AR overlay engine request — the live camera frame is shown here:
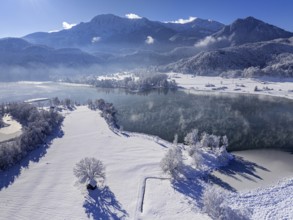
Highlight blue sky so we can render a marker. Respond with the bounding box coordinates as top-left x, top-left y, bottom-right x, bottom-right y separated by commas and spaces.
0, 0, 292, 38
